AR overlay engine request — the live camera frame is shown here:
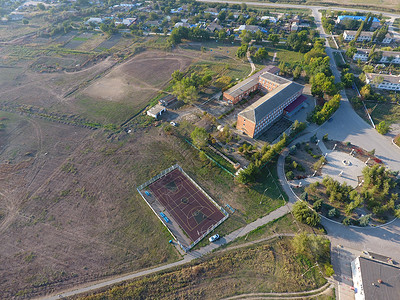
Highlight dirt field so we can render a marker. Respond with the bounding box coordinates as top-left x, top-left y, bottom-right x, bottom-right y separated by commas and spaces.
0, 106, 288, 298
0, 114, 183, 299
